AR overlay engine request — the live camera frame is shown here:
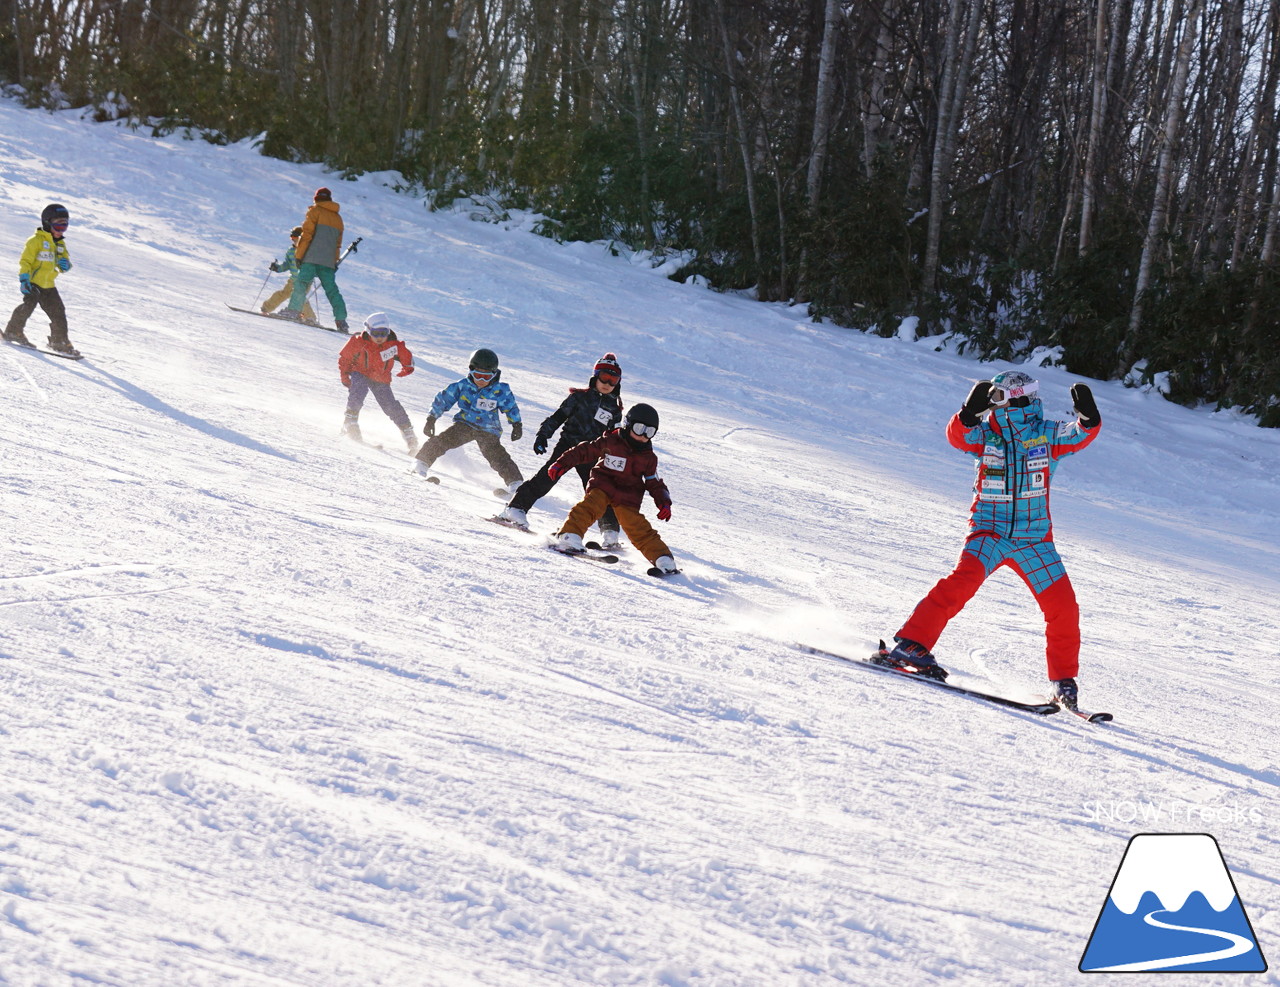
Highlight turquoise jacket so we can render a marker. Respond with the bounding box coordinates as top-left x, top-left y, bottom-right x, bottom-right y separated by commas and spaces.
947, 396, 1099, 542
430, 375, 521, 436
